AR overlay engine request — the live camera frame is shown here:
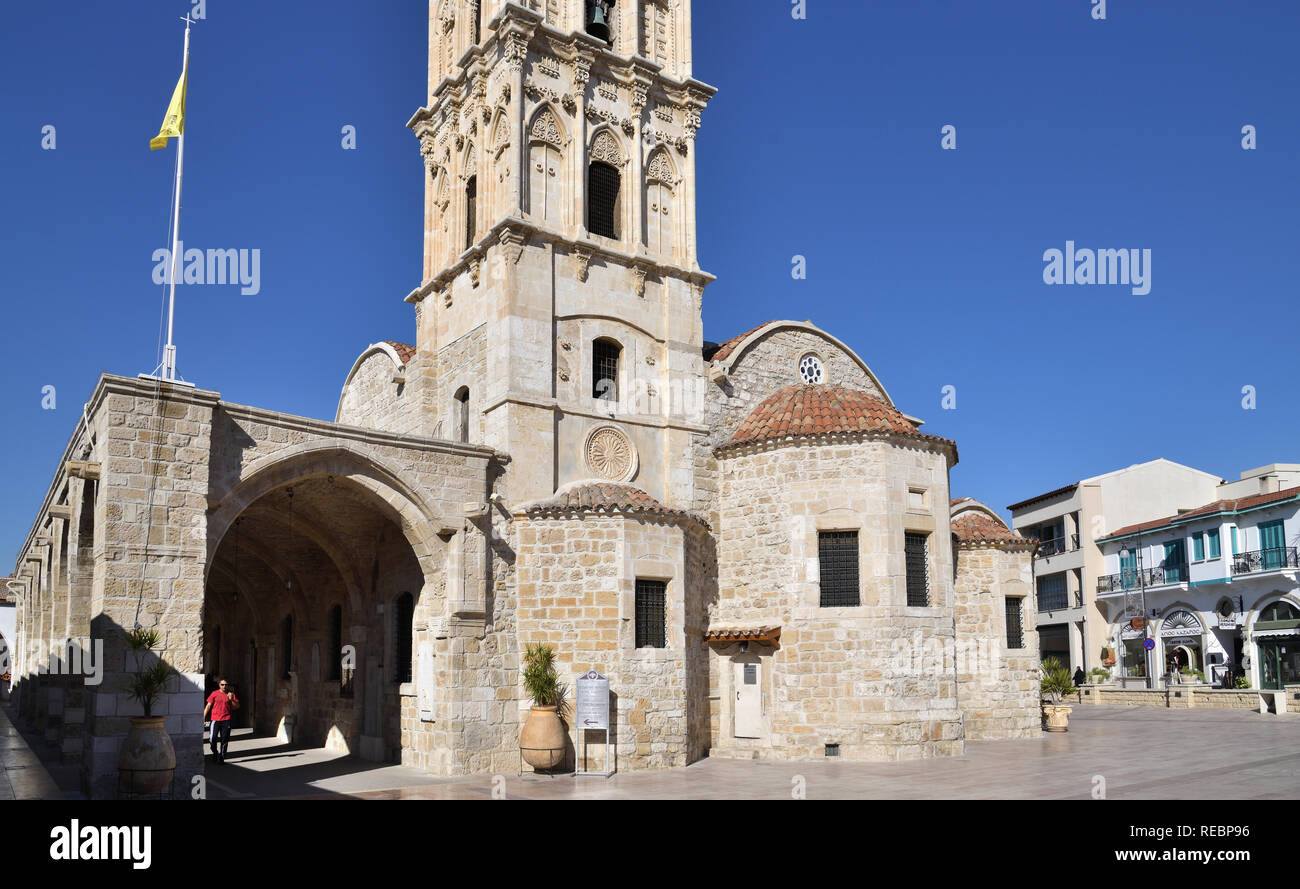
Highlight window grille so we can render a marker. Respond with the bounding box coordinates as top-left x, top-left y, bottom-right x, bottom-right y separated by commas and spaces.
1005, 597, 1024, 649
394, 592, 414, 683
588, 161, 620, 238
465, 175, 477, 250
635, 579, 666, 648
818, 531, 860, 607
1036, 573, 1068, 611
905, 533, 930, 606
593, 339, 620, 401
